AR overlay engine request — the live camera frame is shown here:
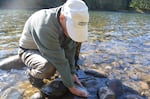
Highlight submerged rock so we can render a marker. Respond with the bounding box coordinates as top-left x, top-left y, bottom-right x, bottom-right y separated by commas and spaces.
106, 79, 124, 97
41, 78, 68, 98
84, 69, 107, 78
98, 87, 116, 99
30, 92, 44, 99
0, 55, 25, 70
35, 70, 146, 99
